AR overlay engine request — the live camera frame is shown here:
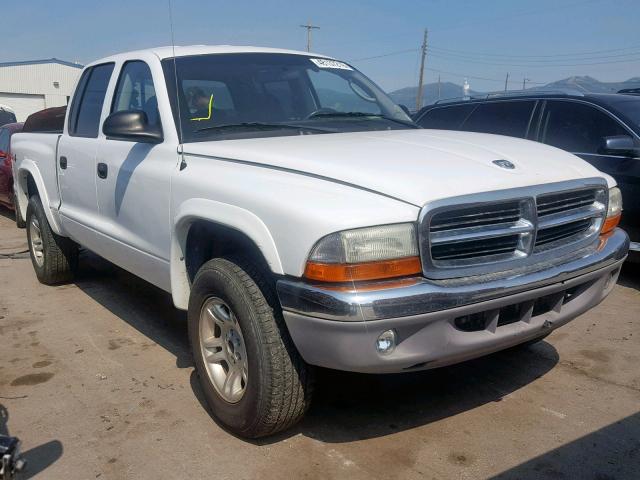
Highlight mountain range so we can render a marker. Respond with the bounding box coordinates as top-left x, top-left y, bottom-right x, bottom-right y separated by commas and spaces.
388, 76, 640, 108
